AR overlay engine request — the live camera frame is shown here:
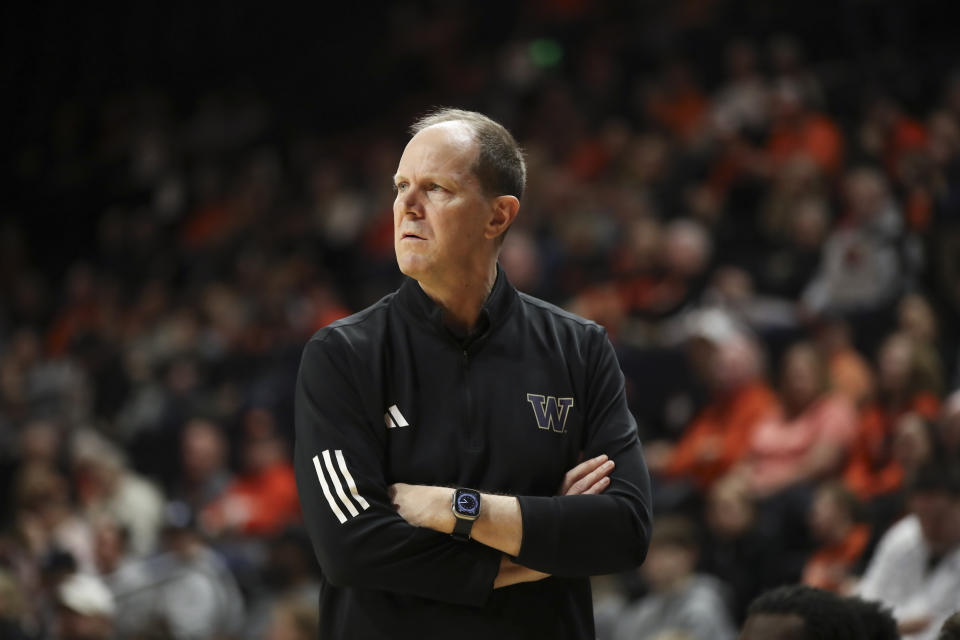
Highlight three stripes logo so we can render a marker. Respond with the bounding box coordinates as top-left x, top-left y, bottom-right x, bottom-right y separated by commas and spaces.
312, 449, 370, 524
384, 404, 409, 429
